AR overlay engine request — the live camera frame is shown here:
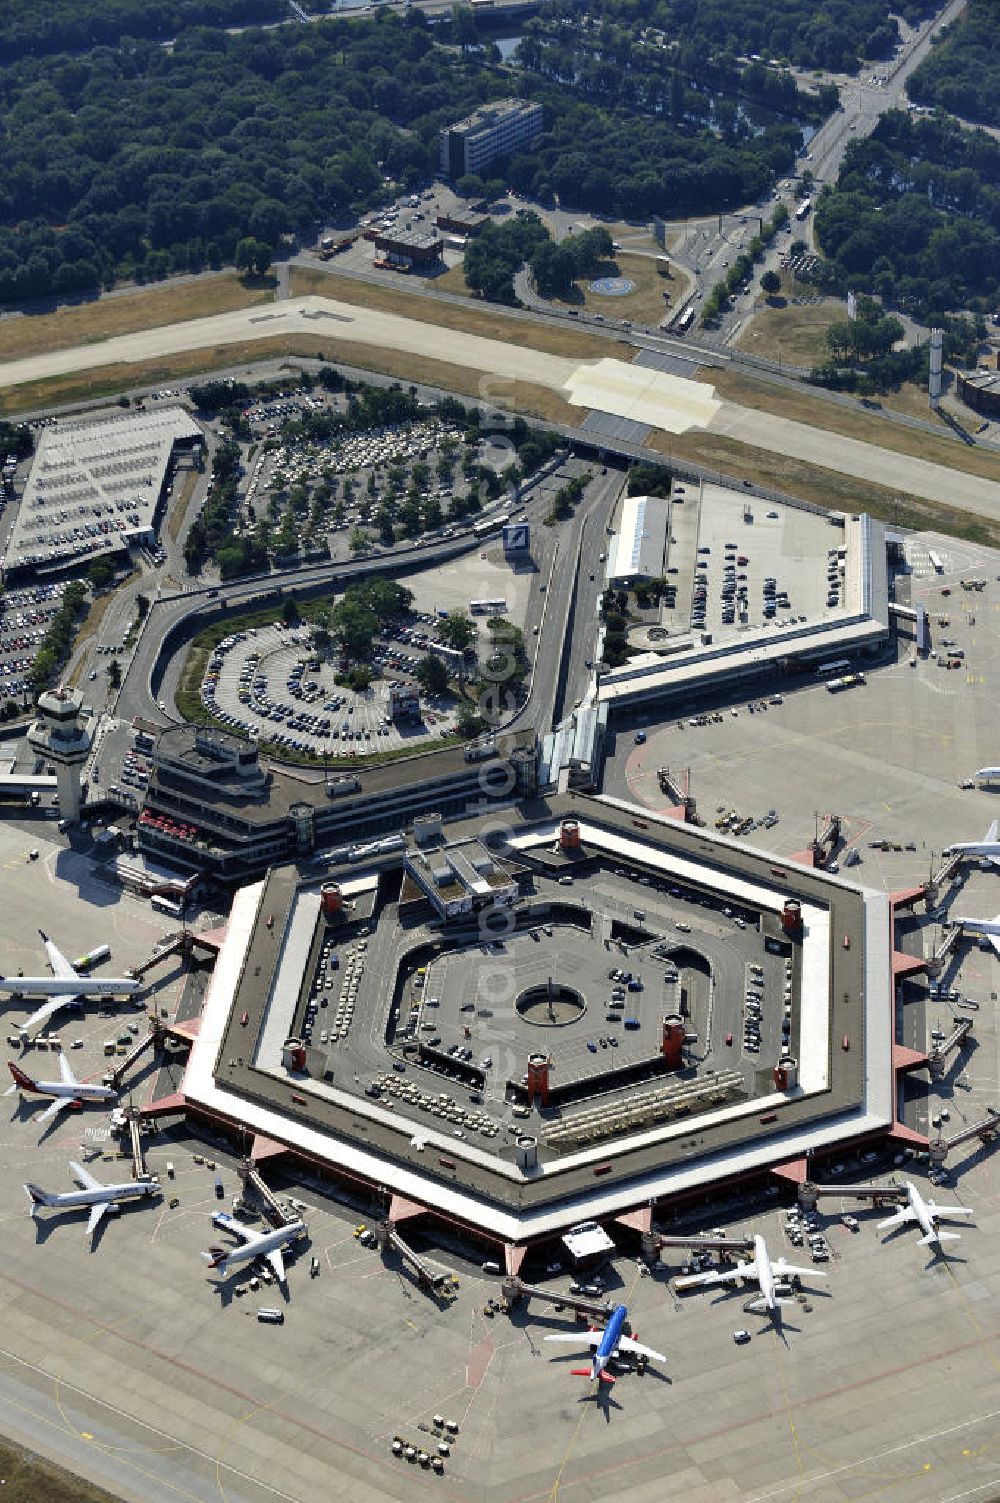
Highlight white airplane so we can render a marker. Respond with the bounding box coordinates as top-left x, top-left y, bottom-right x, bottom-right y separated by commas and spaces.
6, 1055, 117, 1125
877, 1180, 974, 1247
973, 768, 1000, 784
201, 1211, 306, 1284
24, 1161, 161, 1236
0, 930, 139, 1040
950, 911, 1000, 958
544, 1304, 666, 1386
944, 819, 1000, 867
683, 1233, 824, 1315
